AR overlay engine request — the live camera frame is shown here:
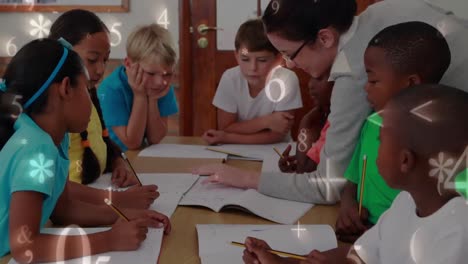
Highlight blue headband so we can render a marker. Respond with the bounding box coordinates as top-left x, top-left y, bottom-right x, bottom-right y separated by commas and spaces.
0, 79, 6, 92
23, 38, 71, 109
